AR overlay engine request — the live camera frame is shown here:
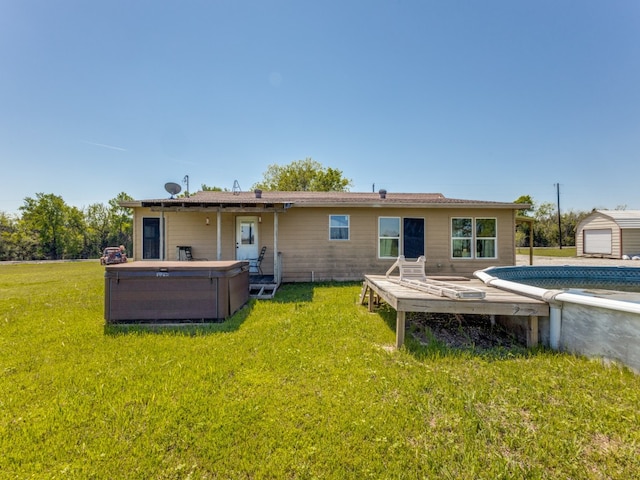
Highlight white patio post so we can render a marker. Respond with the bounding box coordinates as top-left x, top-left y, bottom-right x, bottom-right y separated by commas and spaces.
273, 211, 279, 281
216, 209, 222, 260
160, 208, 165, 261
